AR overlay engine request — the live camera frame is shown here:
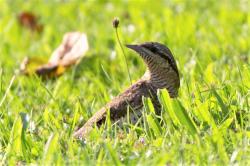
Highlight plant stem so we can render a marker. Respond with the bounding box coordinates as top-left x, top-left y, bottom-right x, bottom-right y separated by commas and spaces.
115, 28, 132, 85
